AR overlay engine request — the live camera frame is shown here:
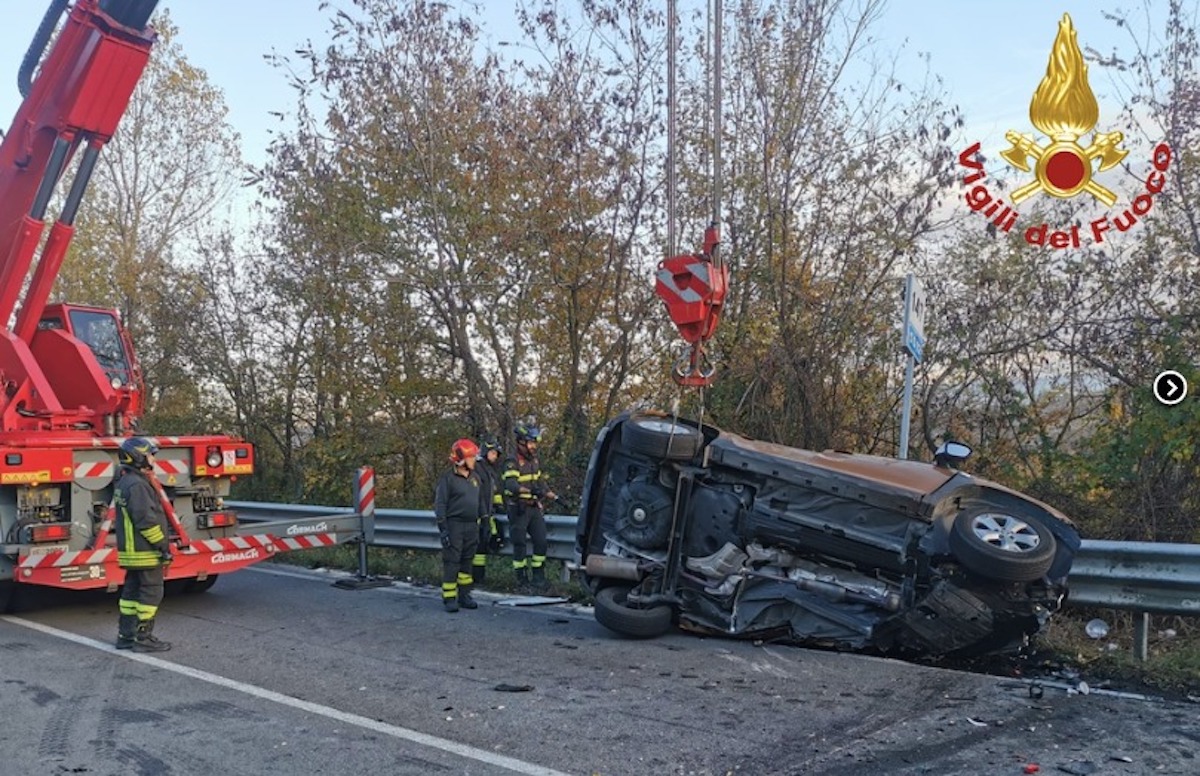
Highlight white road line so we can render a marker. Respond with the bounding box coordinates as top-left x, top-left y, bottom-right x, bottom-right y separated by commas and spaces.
2, 615, 572, 776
